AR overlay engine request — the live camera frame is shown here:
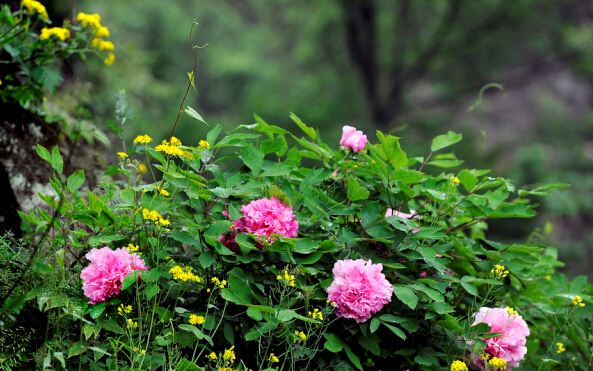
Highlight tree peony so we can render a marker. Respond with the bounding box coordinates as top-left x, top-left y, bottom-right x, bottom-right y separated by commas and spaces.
81, 247, 148, 304
340, 125, 367, 153
231, 197, 298, 246
327, 259, 393, 323
469, 307, 530, 370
